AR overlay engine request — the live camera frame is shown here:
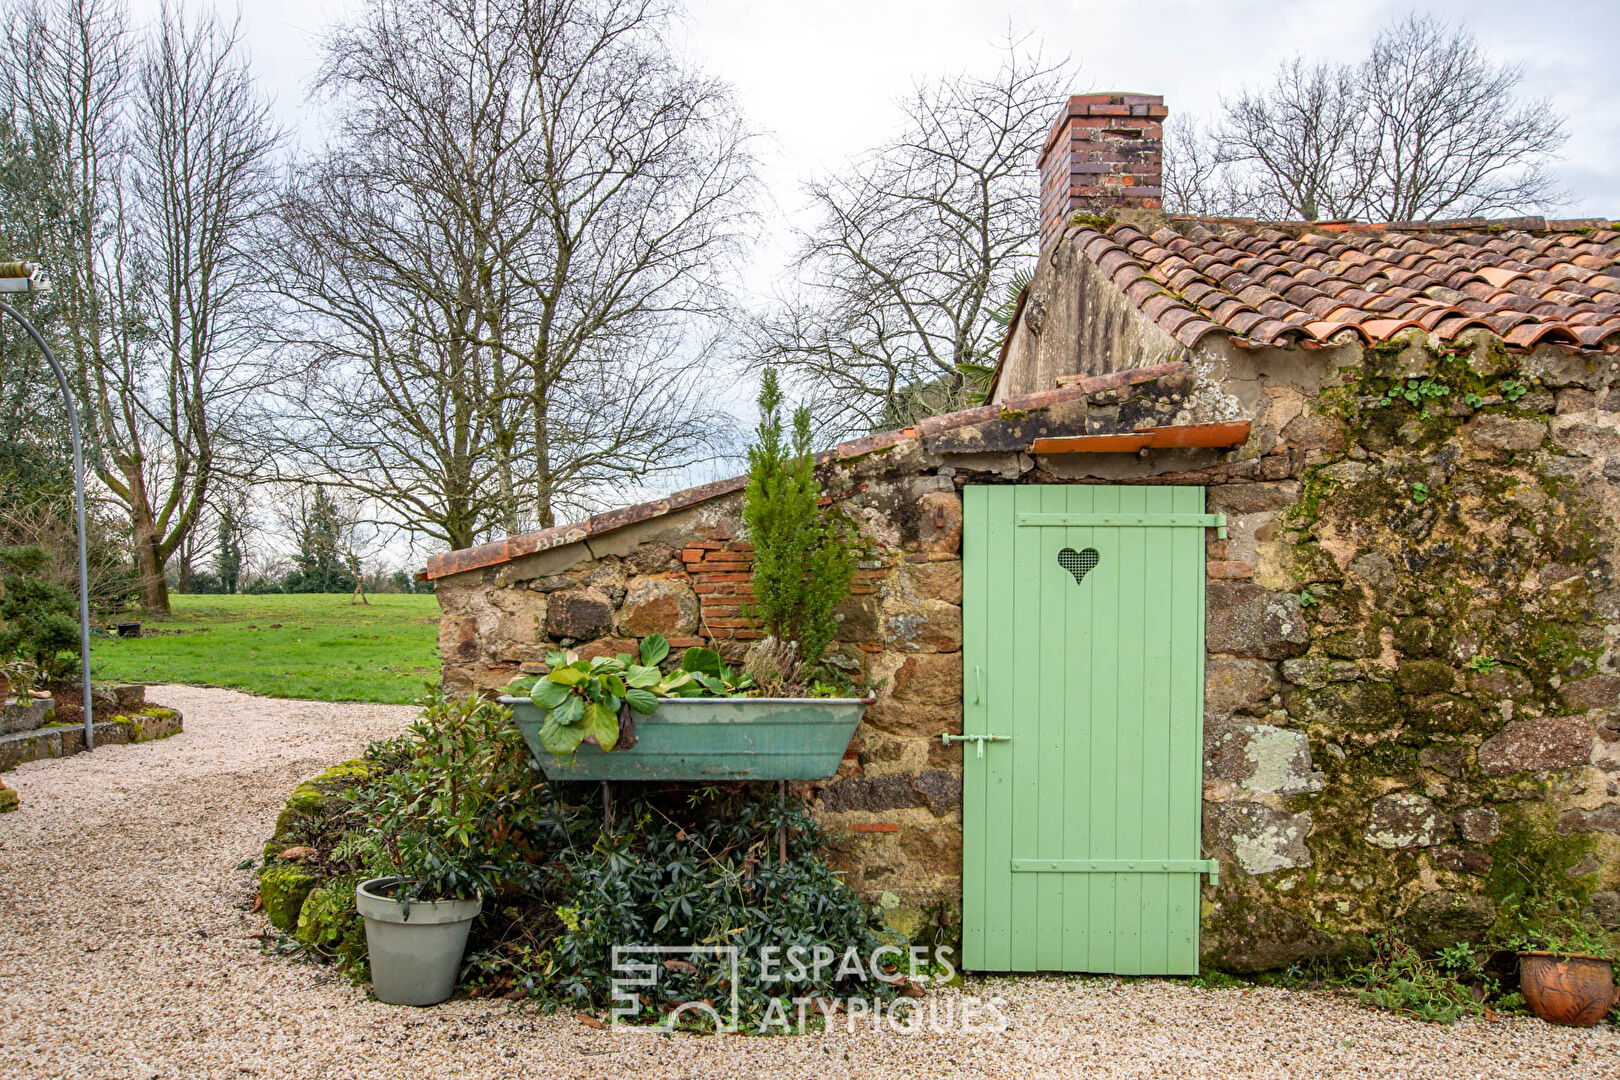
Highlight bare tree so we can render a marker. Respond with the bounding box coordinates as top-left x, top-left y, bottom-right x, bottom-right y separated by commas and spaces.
3, 0, 283, 611
1162, 113, 1243, 217
755, 39, 1072, 437
1192, 14, 1567, 223
1215, 55, 1370, 221
1359, 13, 1565, 221
272, 0, 753, 549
